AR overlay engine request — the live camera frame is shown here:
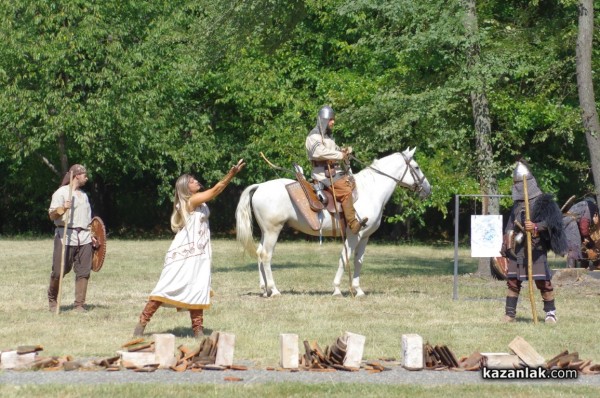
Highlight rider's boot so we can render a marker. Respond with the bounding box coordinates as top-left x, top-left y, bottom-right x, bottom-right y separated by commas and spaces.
341, 199, 368, 234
